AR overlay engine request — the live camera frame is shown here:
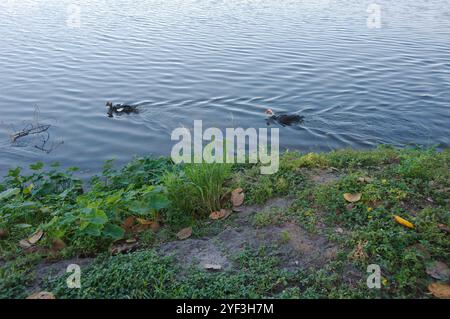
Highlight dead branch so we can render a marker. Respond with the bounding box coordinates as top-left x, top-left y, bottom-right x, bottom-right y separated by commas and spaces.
10, 124, 51, 143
